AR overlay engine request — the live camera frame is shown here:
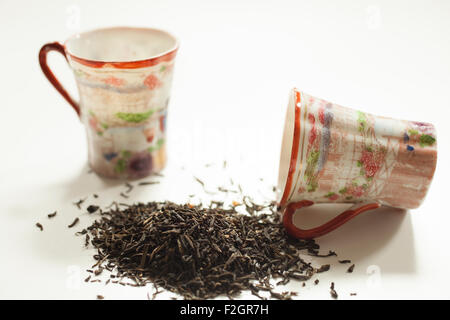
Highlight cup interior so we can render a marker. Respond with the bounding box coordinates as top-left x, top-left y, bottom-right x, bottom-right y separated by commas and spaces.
277, 90, 296, 202
65, 27, 178, 62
